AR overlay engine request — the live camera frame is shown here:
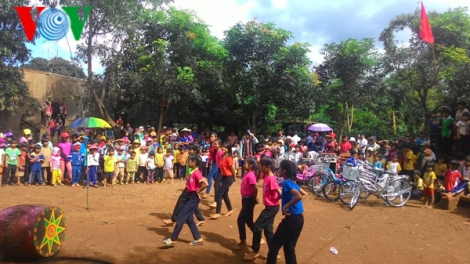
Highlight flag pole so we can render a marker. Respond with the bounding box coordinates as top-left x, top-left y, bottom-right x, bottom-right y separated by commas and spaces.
431, 44, 443, 108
